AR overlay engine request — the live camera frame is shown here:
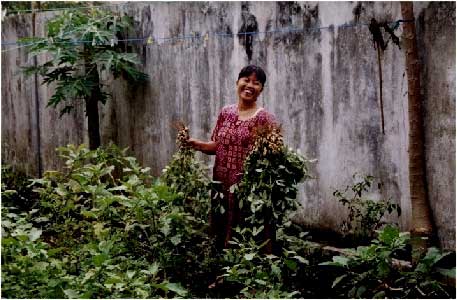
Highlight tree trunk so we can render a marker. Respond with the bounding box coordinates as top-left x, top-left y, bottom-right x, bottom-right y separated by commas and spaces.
85, 68, 102, 150
400, 2, 435, 256
32, 1, 42, 177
